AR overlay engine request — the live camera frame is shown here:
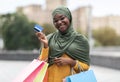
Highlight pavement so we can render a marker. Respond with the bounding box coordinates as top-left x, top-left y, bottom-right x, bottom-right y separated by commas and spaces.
0, 60, 120, 82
